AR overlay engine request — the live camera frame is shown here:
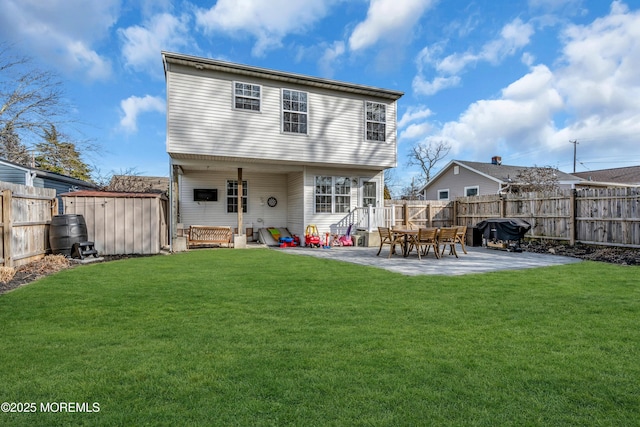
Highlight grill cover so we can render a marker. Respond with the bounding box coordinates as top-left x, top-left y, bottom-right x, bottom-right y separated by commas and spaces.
475, 218, 531, 241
